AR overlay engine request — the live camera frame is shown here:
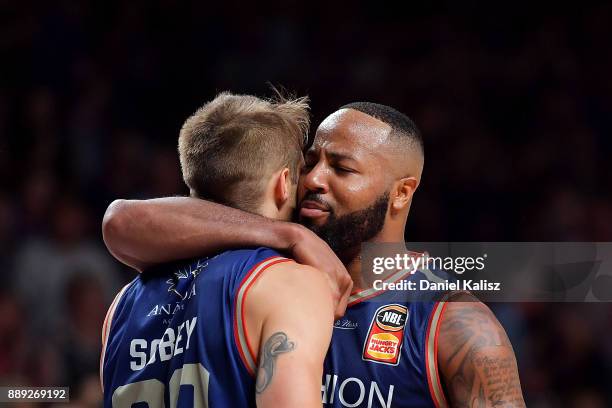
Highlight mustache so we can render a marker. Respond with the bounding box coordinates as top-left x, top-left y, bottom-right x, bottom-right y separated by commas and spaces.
300, 193, 333, 212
